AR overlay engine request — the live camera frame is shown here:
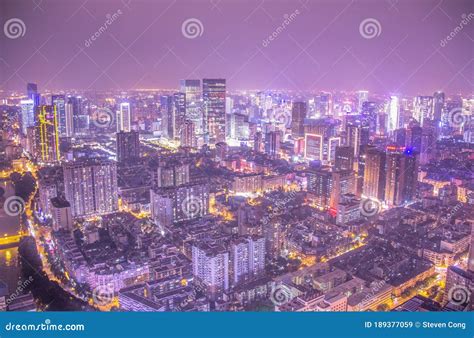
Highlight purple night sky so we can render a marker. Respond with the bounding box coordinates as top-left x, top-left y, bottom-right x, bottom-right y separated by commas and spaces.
0, 0, 472, 95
